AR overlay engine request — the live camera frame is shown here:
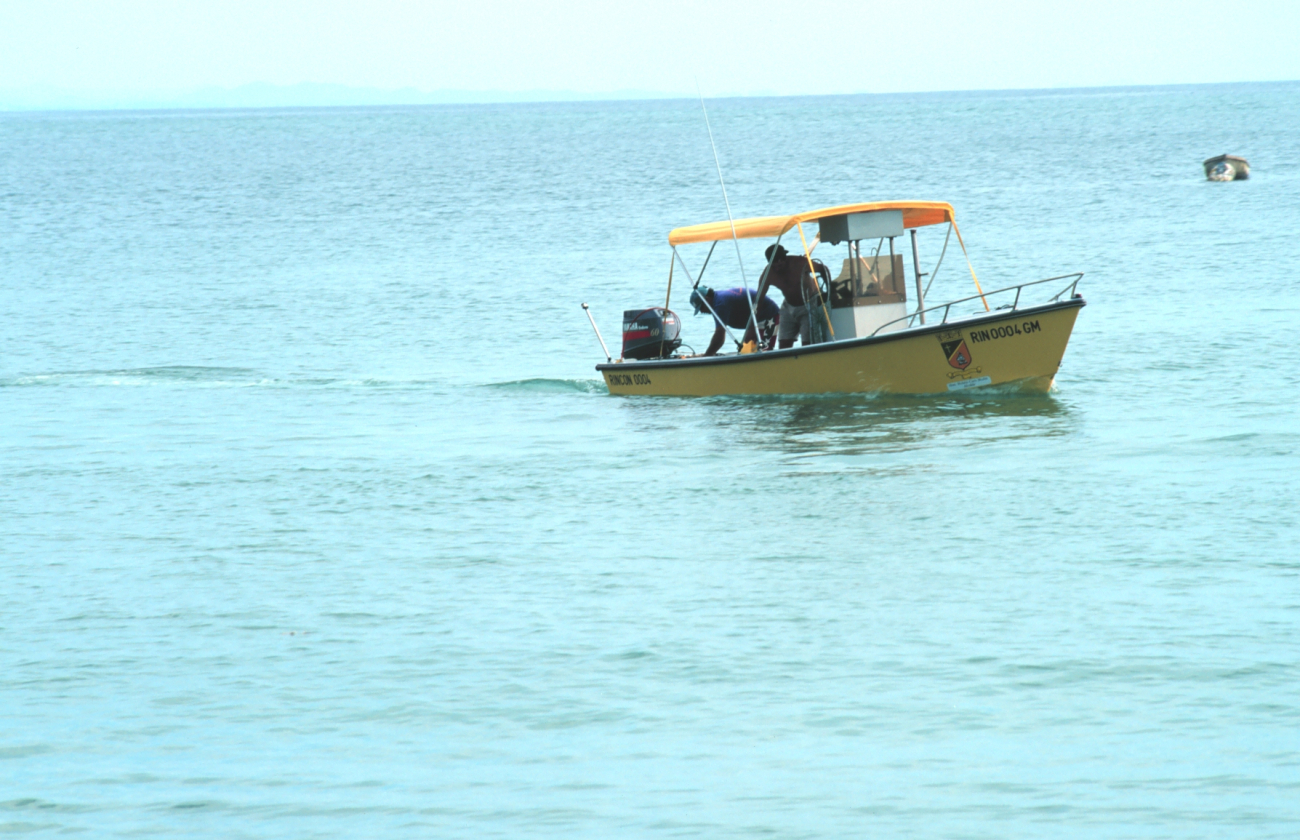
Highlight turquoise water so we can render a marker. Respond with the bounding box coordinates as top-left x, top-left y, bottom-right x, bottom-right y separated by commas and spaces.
3, 84, 1299, 837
